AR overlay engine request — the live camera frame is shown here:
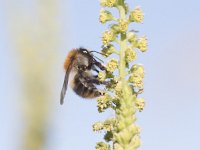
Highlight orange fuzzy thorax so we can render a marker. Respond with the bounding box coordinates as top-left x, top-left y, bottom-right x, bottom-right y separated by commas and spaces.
64, 49, 77, 71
